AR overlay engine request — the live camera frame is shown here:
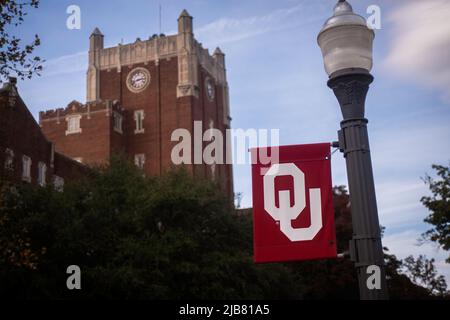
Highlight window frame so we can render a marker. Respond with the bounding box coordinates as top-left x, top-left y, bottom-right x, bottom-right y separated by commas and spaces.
65, 114, 82, 135
22, 155, 32, 182
53, 175, 64, 192
134, 110, 145, 134
113, 111, 123, 134
4, 148, 14, 171
38, 162, 47, 186
134, 153, 146, 169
